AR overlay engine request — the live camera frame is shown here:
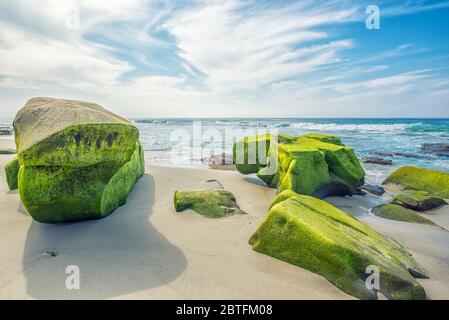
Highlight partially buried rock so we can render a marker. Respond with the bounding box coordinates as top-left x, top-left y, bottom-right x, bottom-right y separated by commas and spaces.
384, 166, 449, 199
249, 190, 427, 300
372, 203, 436, 225
362, 157, 392, 165
233, 133, 365, 197
174, 190, 246, 218
392, 190, 447, 211
6, 97, 145, 223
